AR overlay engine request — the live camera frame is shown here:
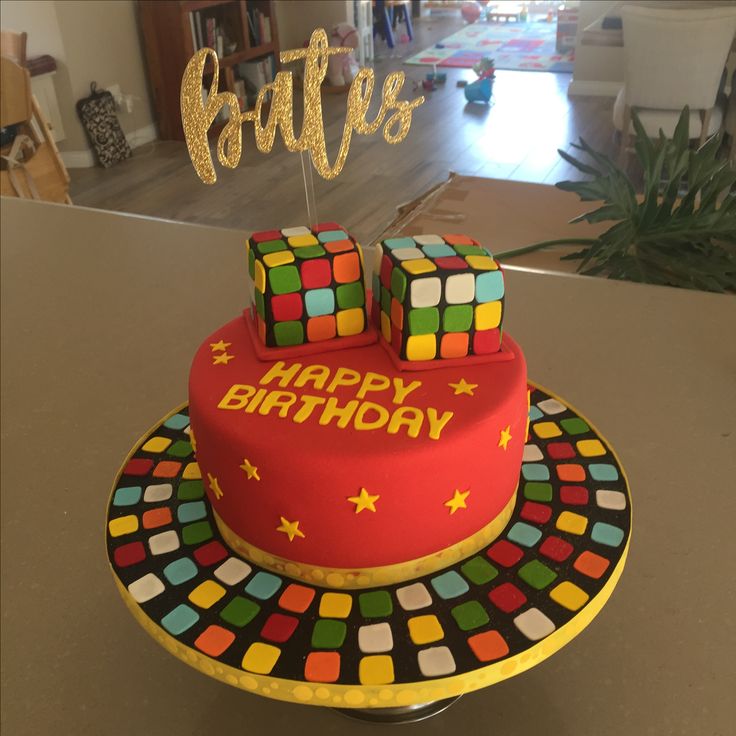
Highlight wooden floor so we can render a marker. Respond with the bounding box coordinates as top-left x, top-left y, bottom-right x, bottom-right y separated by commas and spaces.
69, 15, 616, 246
